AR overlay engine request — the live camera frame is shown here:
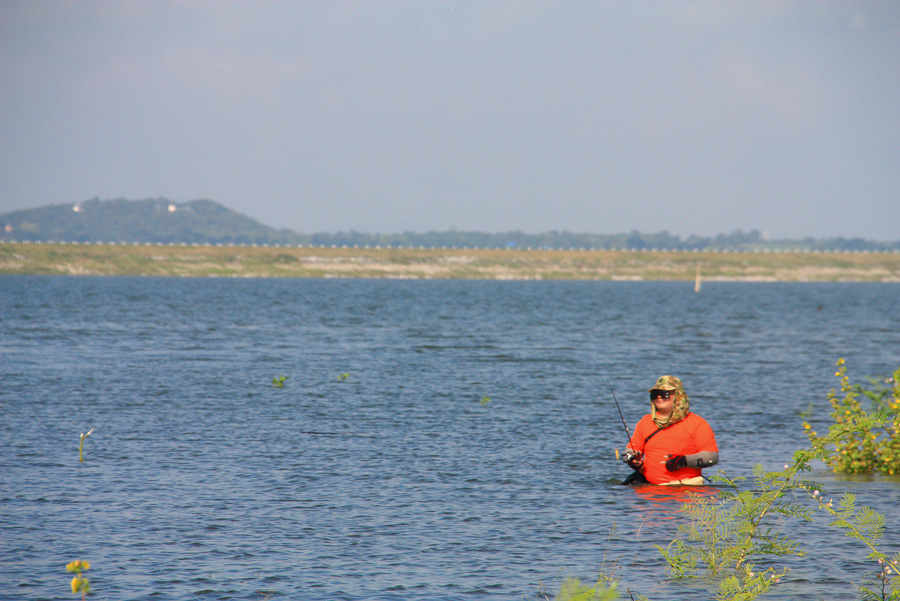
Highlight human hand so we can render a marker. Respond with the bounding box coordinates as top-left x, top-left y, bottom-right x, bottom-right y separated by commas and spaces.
665, 454, 687, 471
622, 450, 644, 470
